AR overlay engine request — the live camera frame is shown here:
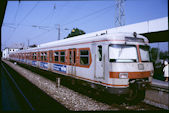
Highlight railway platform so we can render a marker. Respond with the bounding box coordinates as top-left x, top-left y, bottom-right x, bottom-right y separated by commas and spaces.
151, 78, 168, 89
144, 78, 169, 110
